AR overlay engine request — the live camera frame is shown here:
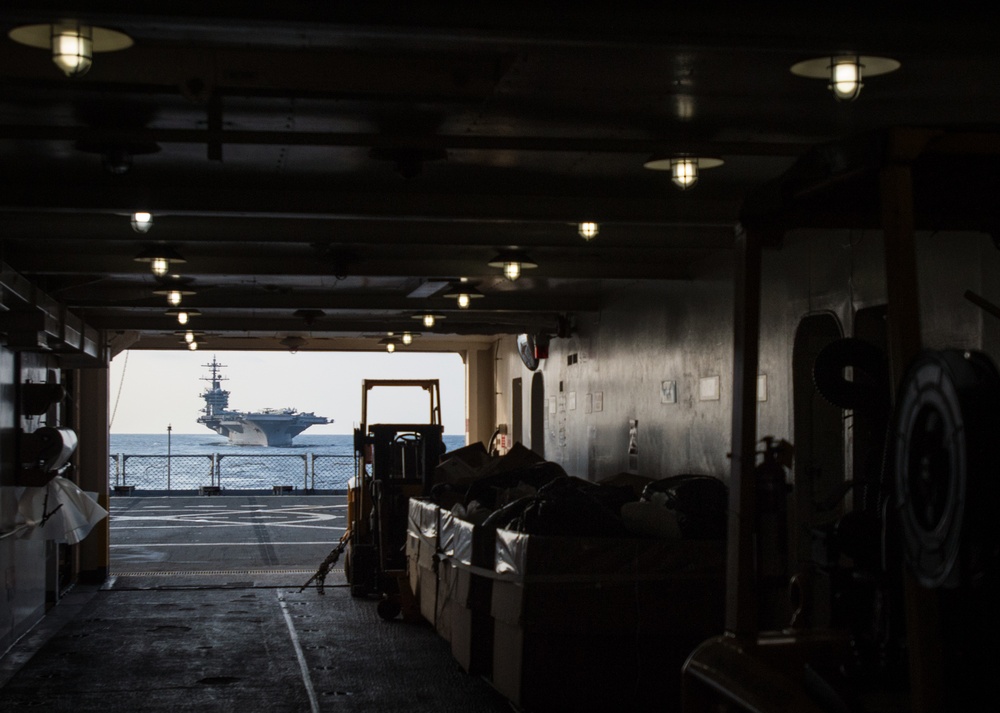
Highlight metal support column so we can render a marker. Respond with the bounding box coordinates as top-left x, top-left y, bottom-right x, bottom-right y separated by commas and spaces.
726, 223, 763, 639
880, 133, 943, 713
